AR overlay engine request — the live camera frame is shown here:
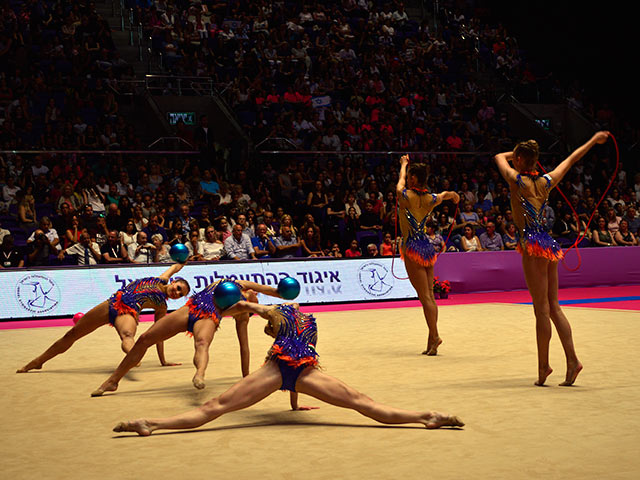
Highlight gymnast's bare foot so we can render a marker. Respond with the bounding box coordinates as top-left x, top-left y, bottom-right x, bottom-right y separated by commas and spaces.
113, 419, 153, 436
16, 360, 43, 373
534, 366, 553, 386
559, 361, 583, 386
192, 374, 205, 390
91, 381, 118, 397
422, 337, 442, 356
422, 412, 464, 429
